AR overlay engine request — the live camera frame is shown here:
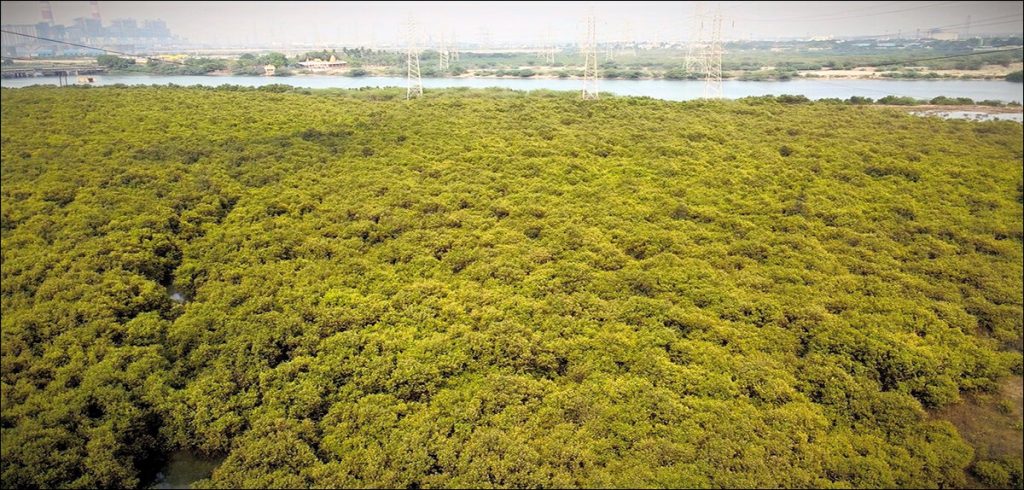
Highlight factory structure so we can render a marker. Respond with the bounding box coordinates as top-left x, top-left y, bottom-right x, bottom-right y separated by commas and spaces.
2, 1, 178, 57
